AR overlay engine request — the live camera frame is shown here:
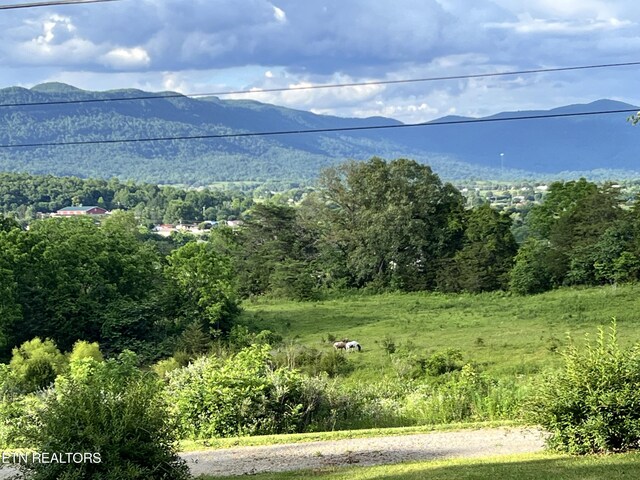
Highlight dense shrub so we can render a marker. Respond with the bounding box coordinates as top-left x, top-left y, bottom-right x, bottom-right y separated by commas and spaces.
167, 345, 321, 438
269, 260, 319, 301
0, 363, 41, 448
423, 348, 464, 377
9, 338, 67, 393
509, 238, 554, 295
272, 345, 353, 377
68, 340, 103, 363
227, 325, 282, 351
17, 351, 190, 480
527, 320, 640, 454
